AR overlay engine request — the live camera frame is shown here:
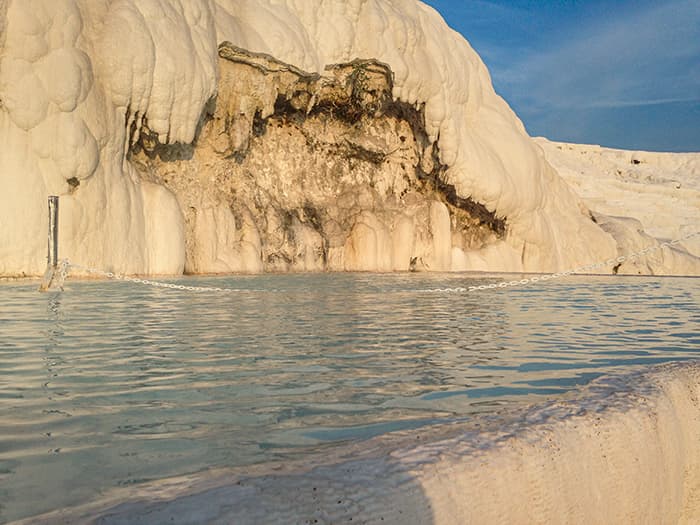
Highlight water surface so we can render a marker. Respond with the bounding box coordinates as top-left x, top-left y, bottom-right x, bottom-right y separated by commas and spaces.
0, 273, 698, 521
